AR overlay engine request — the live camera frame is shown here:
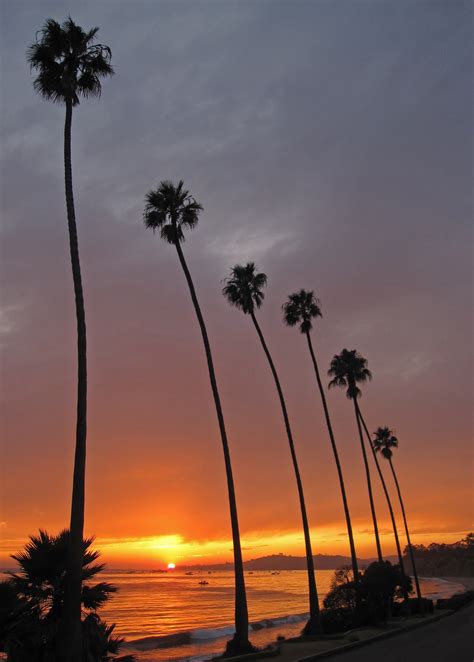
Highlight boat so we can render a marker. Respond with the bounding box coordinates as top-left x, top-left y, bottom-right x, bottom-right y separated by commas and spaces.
198, 580, 209, 585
